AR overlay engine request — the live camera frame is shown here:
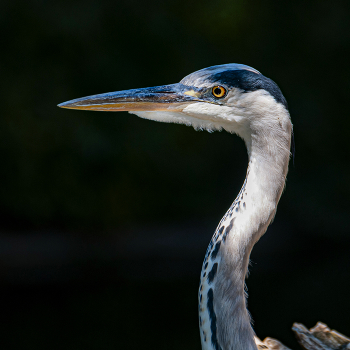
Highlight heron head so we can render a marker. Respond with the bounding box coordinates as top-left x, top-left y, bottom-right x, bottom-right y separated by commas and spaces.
58, 64, 289, 142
